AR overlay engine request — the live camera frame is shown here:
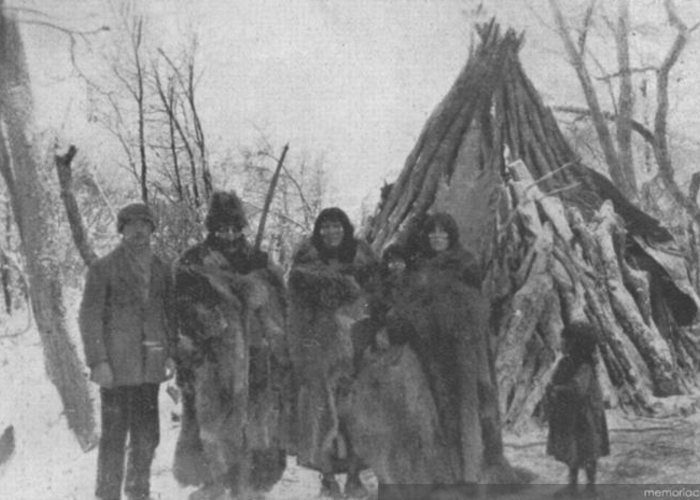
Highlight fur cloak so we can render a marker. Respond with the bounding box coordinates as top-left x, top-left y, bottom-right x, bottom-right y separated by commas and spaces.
406, 248, 488, 483
346, 247, 490, 485
287, 237, 377, 474
172, 240, 291, 495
